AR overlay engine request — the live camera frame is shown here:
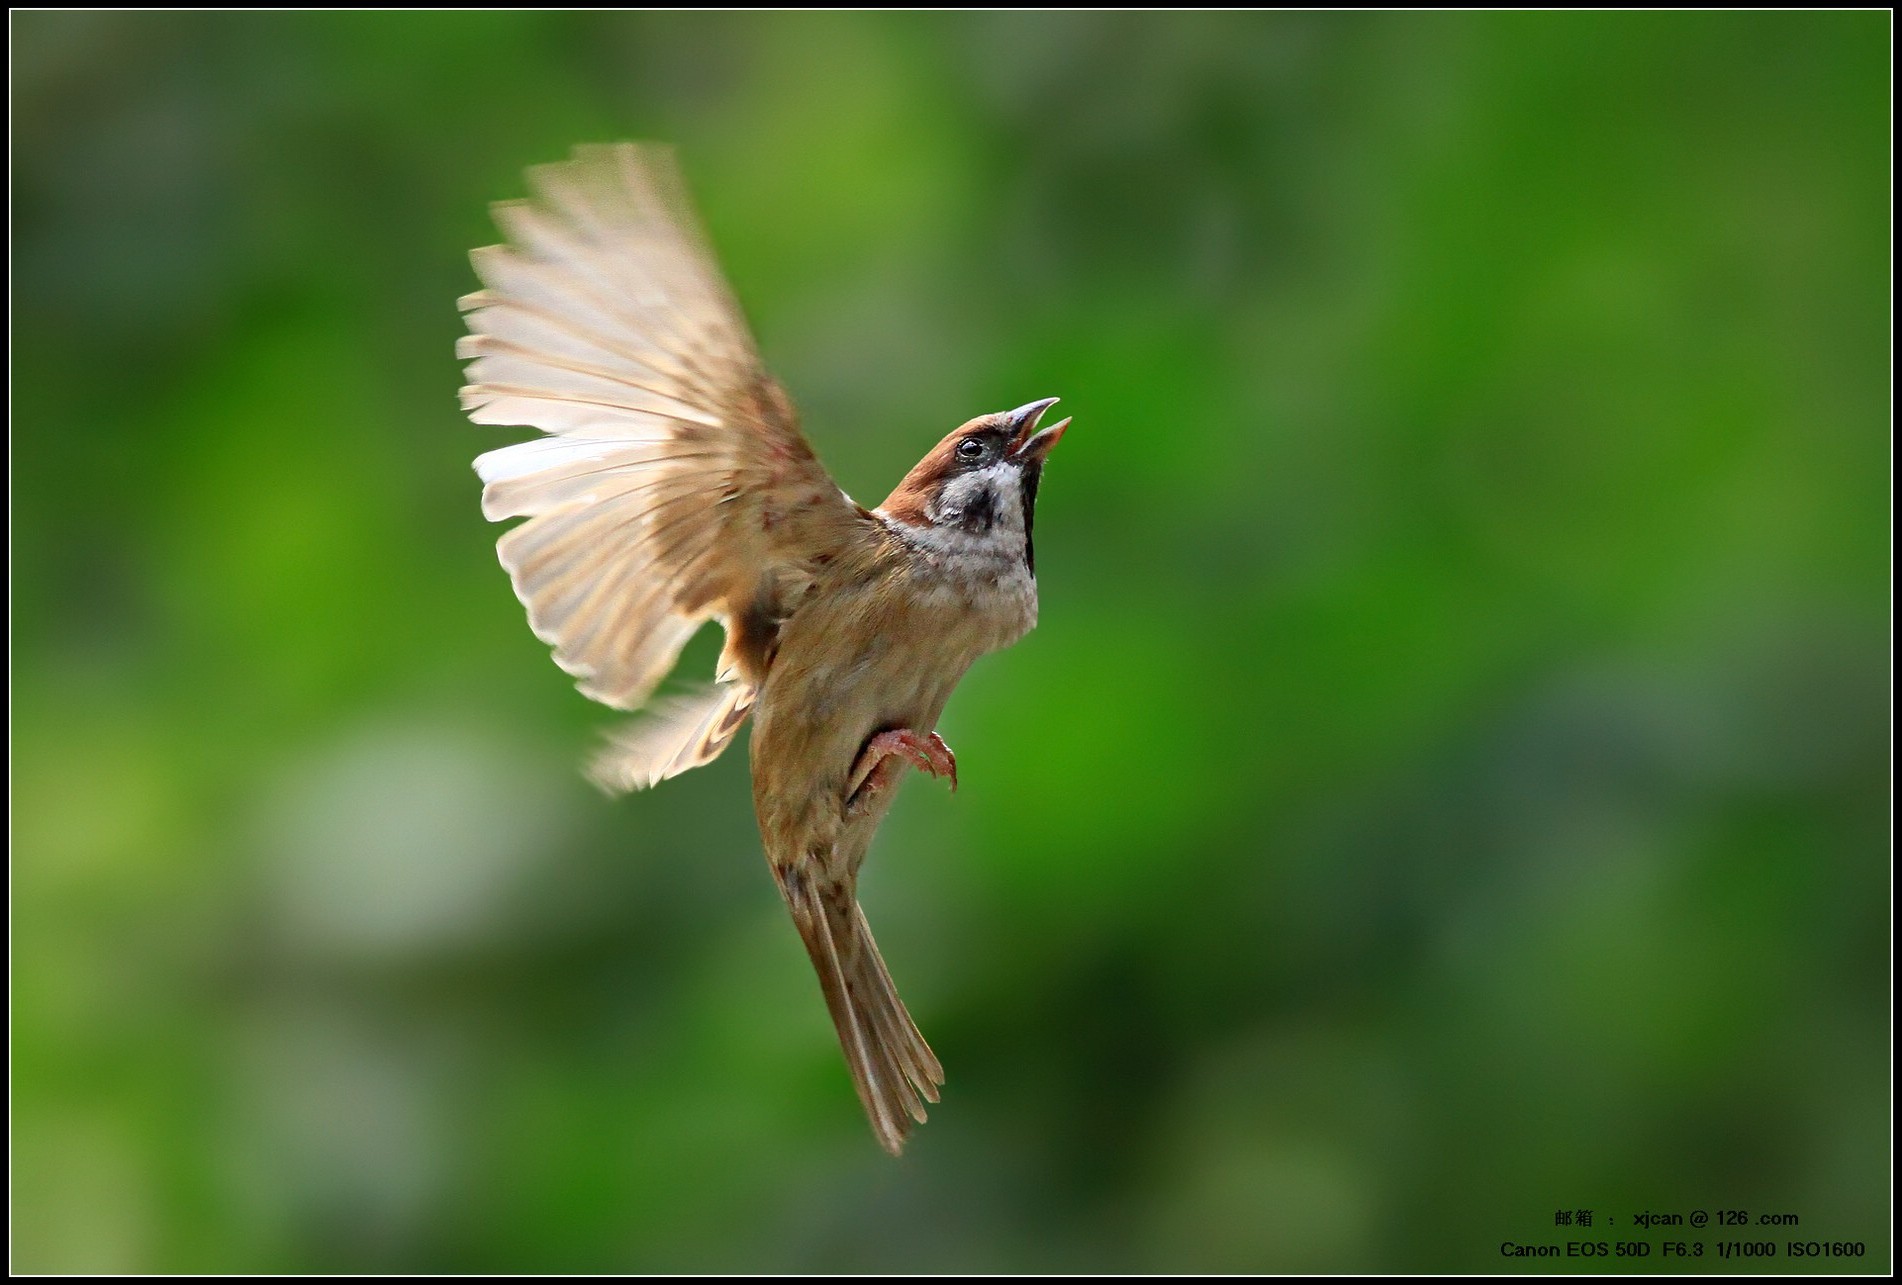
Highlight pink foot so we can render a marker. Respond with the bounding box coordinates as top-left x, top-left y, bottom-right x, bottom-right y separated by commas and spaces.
846, 729, 957, 816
